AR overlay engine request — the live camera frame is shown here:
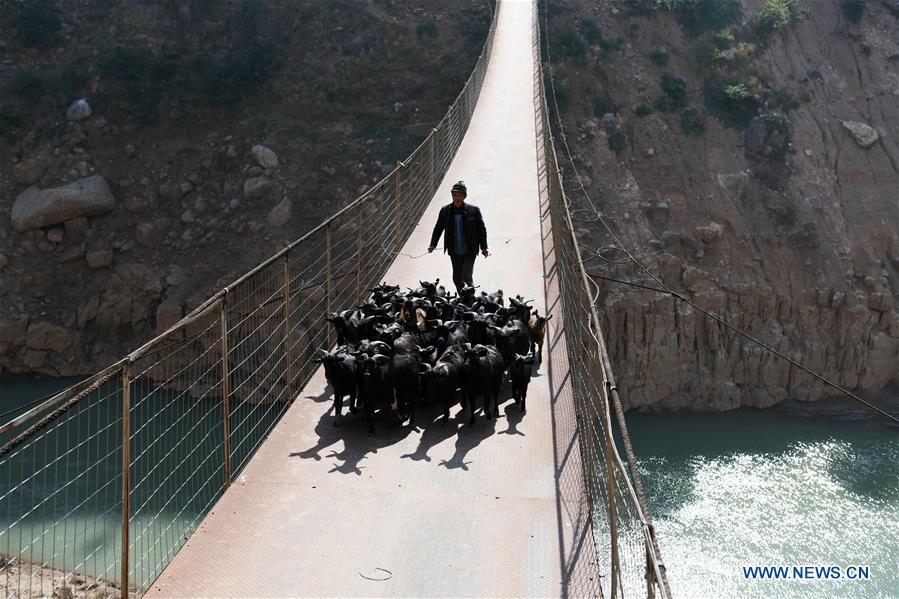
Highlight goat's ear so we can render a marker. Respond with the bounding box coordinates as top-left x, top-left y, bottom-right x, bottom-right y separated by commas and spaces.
546, 314, 553, 321
312, 357, 323, 363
